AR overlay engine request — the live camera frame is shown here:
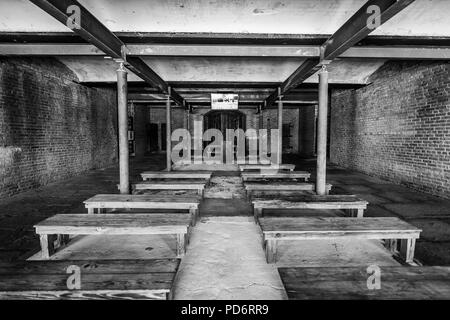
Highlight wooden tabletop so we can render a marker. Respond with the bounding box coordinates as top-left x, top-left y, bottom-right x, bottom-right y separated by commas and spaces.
278, 266, 450, 300
259, 217, 421, 234
35, 214, 191, 235
0, 259, 180, 297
